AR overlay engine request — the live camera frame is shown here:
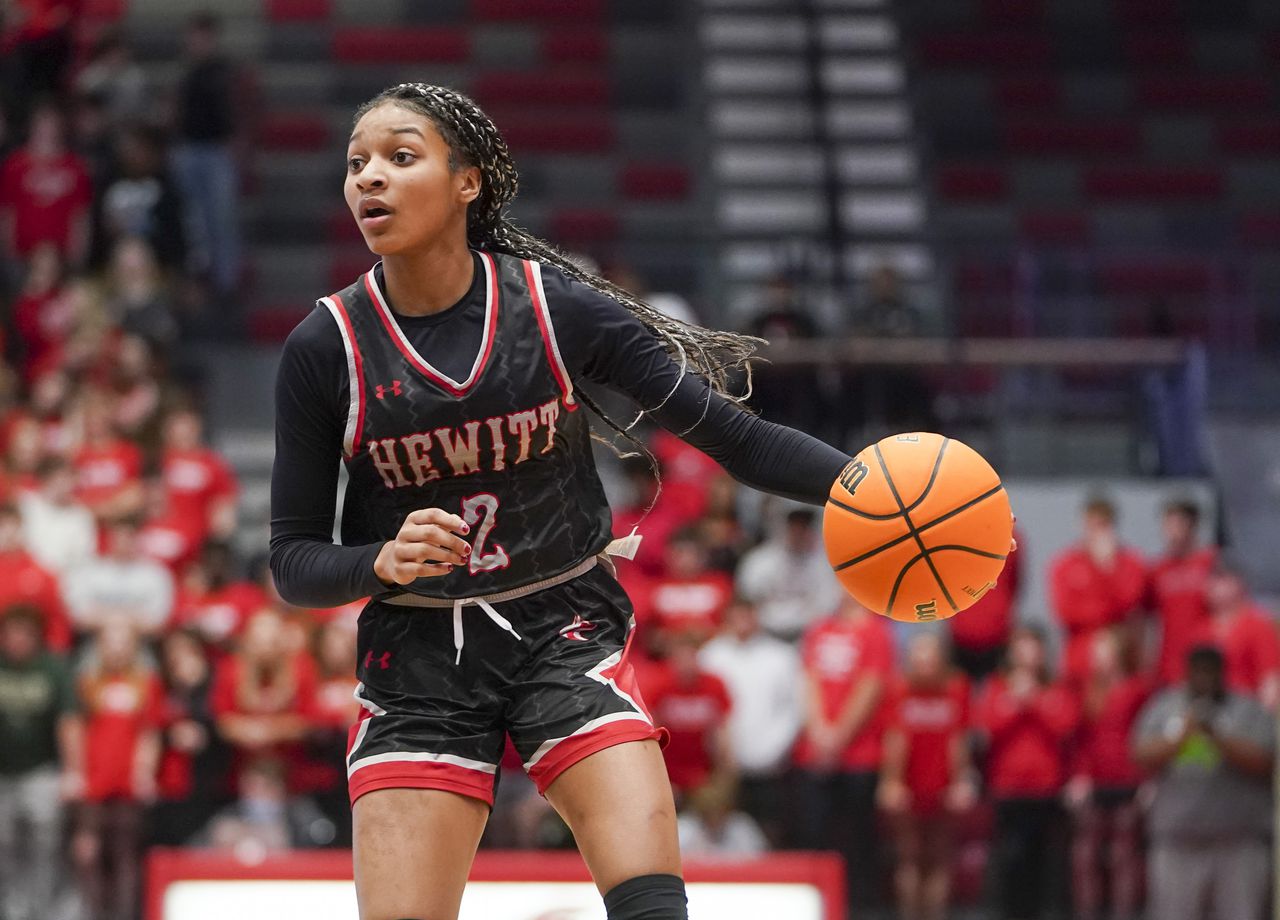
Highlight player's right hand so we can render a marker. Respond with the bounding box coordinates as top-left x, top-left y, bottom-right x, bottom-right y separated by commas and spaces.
374, 508, 472, 585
